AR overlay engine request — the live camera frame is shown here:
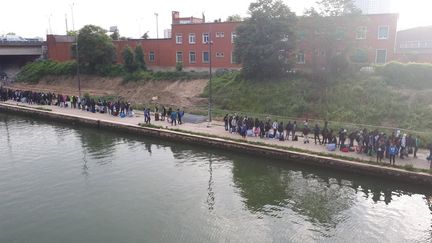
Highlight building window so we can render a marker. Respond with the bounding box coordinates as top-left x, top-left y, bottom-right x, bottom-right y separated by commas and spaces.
189, 51, 196, 63
336, 28, 344, 40
297, 51, 305, 64
231, 32, 237, 44
375, 49, 387, 64
378, 26, 389, 40
216, 52, 224, 58
231, 52, 238, 64
202, 51, 209, 63
176, 51, 183, 63
216, 32, 225, 38
356, 26, 367, 40
149, 51, 155, 62
189, 33, 196, 44
202, 33, 209, 44
176, 33, 182, 44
